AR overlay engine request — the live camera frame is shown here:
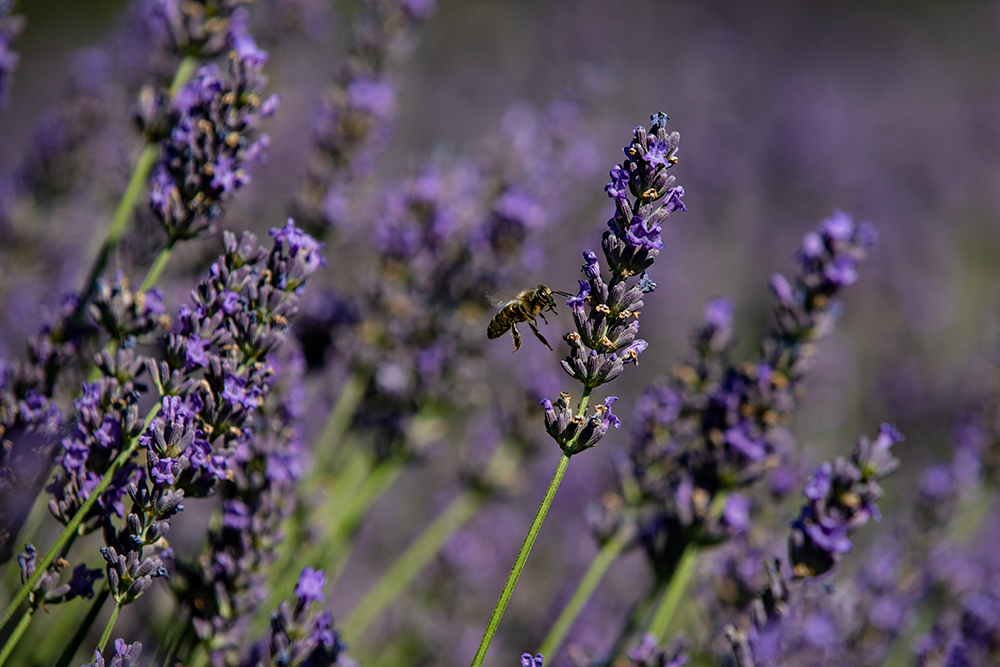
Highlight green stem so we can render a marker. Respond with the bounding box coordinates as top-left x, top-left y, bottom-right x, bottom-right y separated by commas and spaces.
325, 458, 405, 588
0, 606, 32, 667
0, 404, 156, 632
96, 599, 122, 654
140, 242, 176, 292
309, 370, 369, 478
645, 492, 729, 642
75, 55, 196, 320
53, 585, 110, 667
537, 525, 631, 660
342, 487, 485, 644
469, 452, 572, 667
